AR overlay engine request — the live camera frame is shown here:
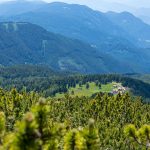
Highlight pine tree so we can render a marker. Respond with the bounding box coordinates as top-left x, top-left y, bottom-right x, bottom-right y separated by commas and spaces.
32, 98, 65, 150
124, 124, 150, 149
82, 119, 100, 150
95, 81, 99, 87
12, 112, 41, 150
0, 112, 5, 145
64, 129, 86, 150
86, 83, 90, 89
